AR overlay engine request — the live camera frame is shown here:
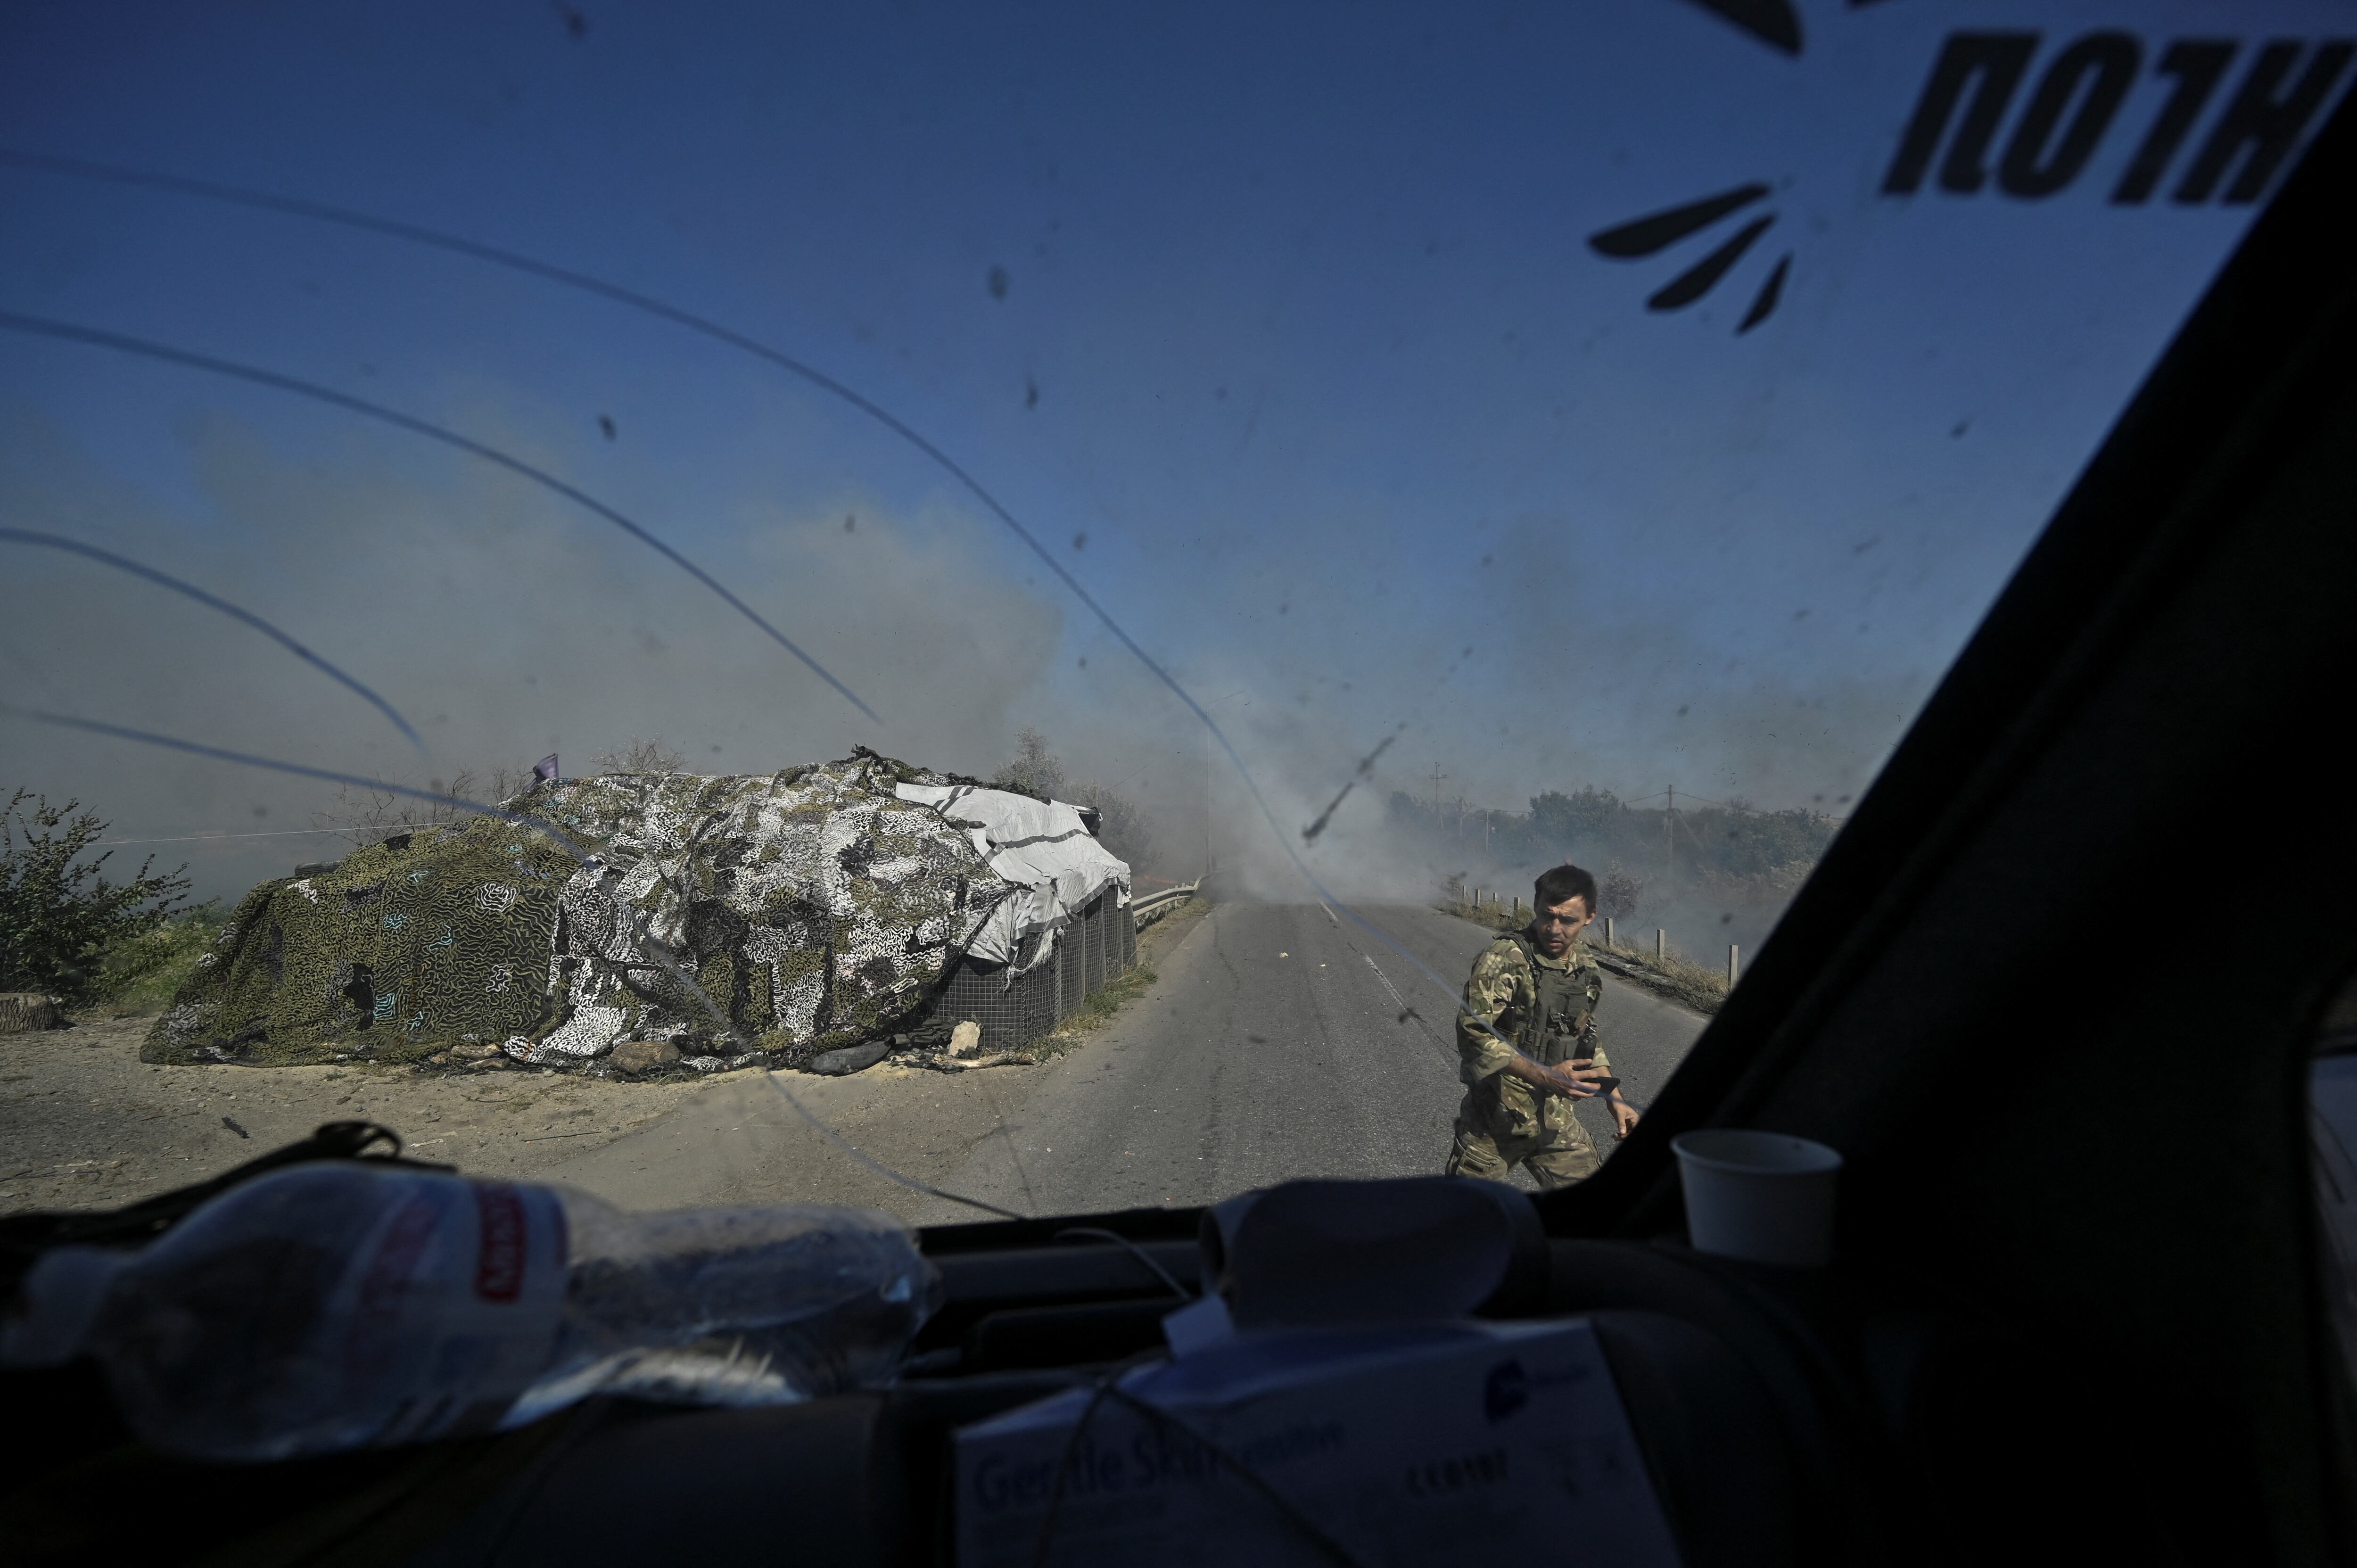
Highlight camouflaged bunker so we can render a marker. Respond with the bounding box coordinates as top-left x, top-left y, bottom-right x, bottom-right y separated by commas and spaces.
144, 752, 1135, 1073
